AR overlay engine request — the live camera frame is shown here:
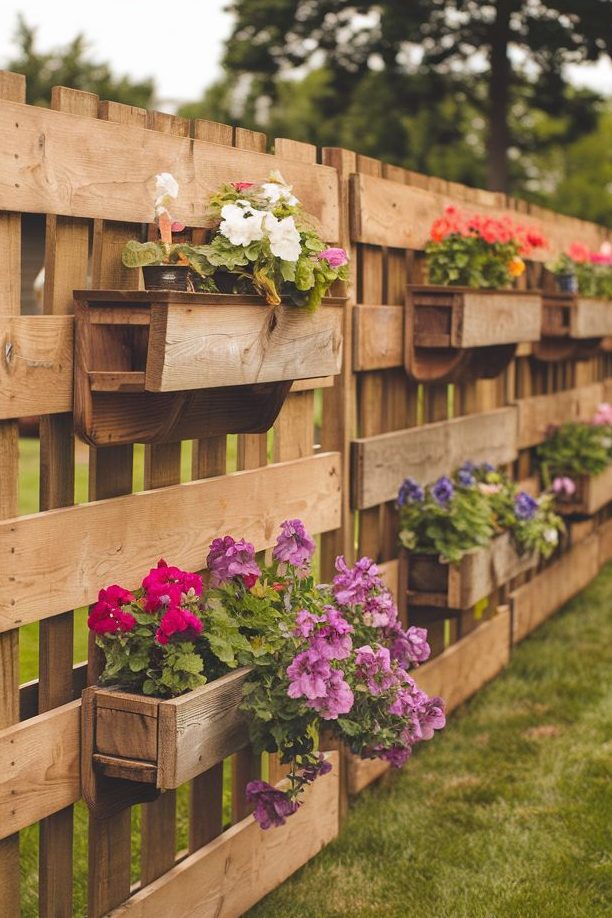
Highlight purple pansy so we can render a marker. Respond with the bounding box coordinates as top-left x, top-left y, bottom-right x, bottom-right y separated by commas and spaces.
431, 476, 455, 506
398, 477, 425, 506
514, 491, 538, 521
